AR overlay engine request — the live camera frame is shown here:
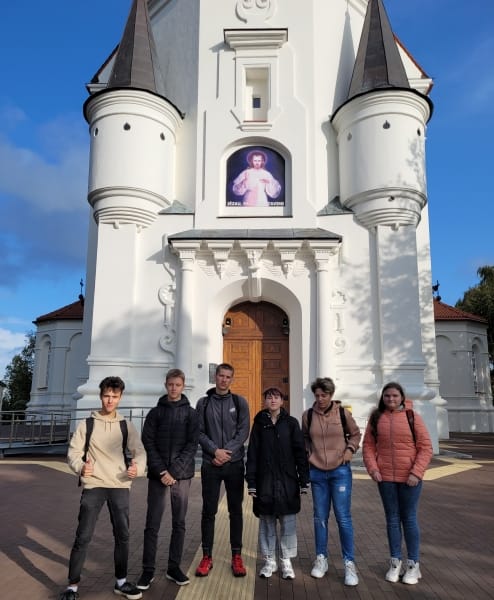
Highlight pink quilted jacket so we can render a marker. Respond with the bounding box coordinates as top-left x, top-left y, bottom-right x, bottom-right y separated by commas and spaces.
362, 406, 433, 482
